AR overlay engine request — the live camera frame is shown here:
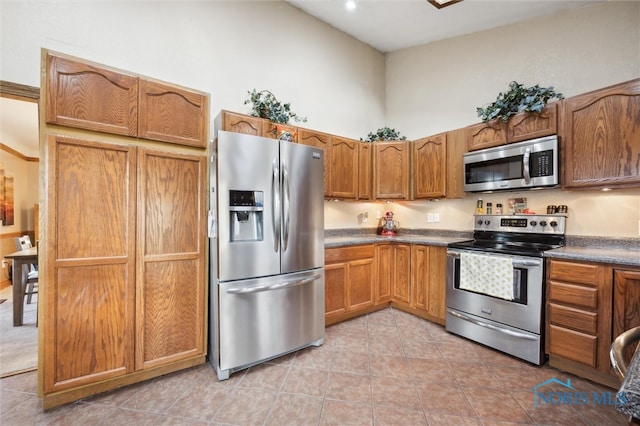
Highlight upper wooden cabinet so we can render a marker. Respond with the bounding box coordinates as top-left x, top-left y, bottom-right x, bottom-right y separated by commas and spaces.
45, 52, 208, 148
562, 78, 640, 190
217, 110, 263, 136
46, 53, 138, 136
358, 142, 373, 200
445, 127, 467, 199
507, 103, 558, 143
298, 128, 332, 197
138, 79, 208, 148
374, 141, 410, 199
330, 136, 359, 199
467, 104, 558, 151
467, 120, 507, 151
262, 121, 298, 142
412, 133, 446, 199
